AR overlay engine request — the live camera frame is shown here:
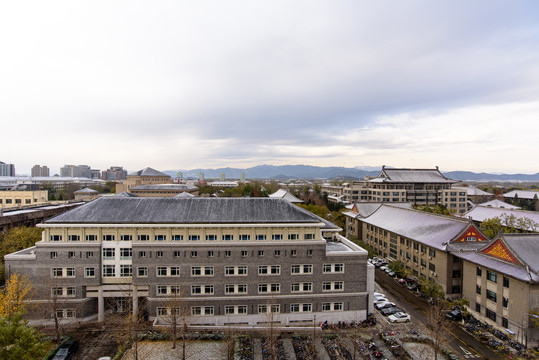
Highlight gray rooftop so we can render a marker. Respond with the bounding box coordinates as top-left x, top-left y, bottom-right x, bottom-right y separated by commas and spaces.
74, 187, 98, 194
45, 197, 332, 226
369, 167, 458, 183
269, 189, 304, 203
362, 205, 470, 250
128, 167, 170, 177
478, 199, 521, 209
463, 206, 539, 231
131, 184, 198, 191
114, 191, 138, 197
503, 190, 539, 200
